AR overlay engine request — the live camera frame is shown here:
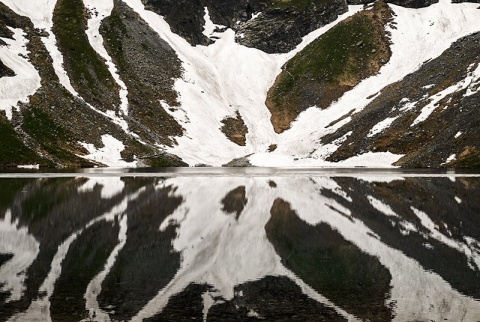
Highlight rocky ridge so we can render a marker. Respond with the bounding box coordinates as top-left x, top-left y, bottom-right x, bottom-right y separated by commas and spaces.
0, 0, 479, 167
